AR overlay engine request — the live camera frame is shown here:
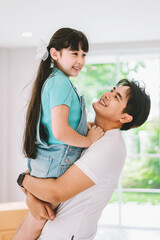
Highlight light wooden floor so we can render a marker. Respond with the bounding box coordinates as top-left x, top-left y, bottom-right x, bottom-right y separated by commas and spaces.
0, 202, 28, 240
0, 202, 160, 240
